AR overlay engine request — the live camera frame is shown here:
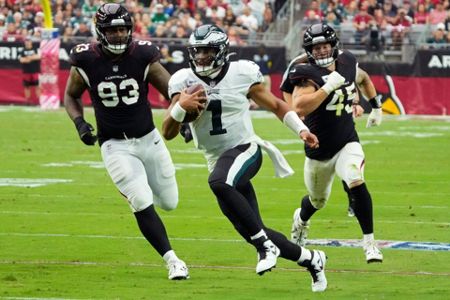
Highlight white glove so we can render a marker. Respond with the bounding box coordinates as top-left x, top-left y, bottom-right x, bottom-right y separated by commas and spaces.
321, 71, 345, 95
366, 108, 382, 128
